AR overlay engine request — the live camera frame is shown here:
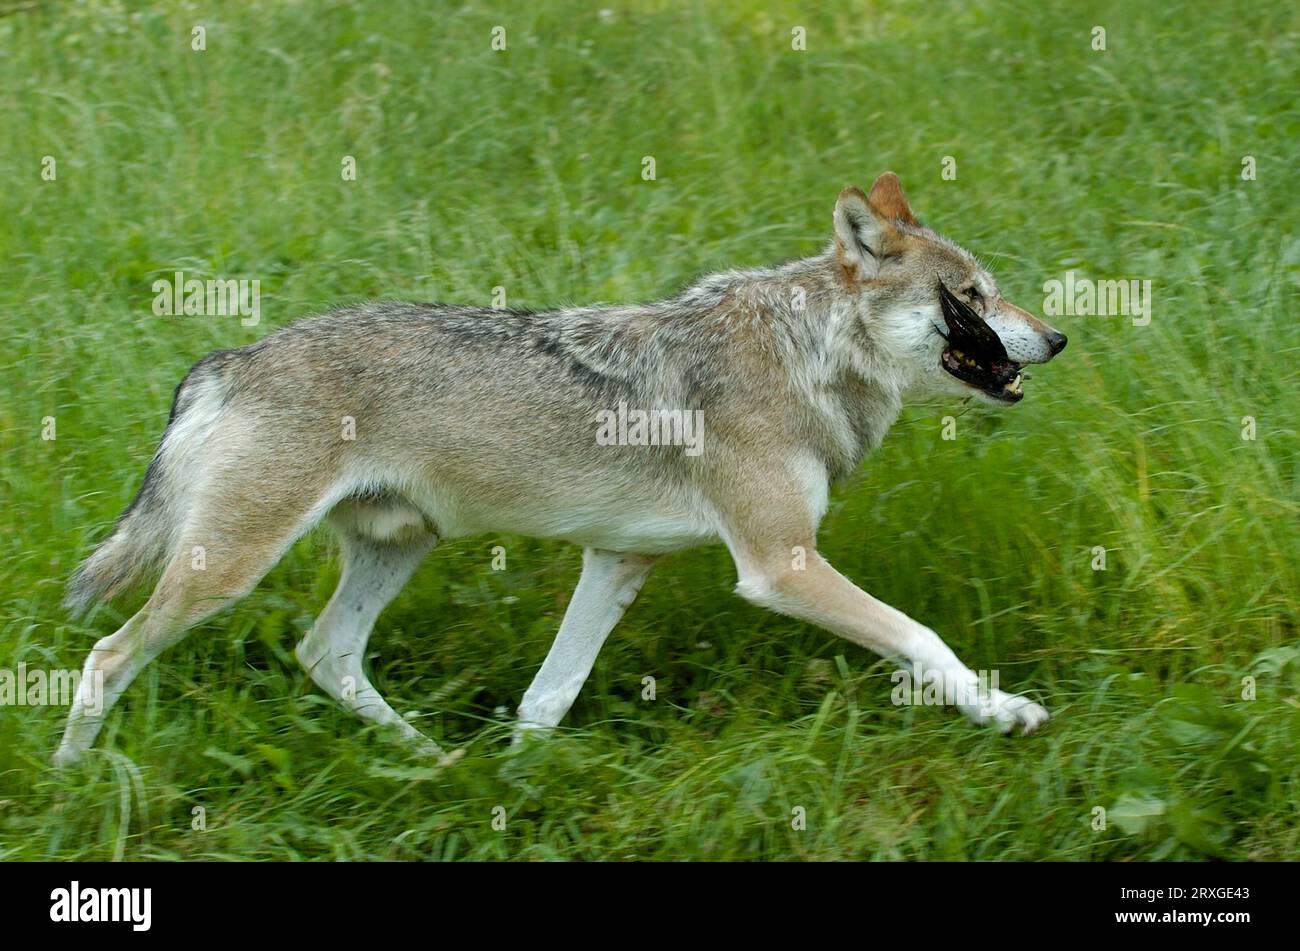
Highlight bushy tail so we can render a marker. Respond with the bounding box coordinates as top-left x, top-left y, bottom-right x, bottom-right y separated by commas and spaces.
64, 353, 231, 615
63, 463, 177, 615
